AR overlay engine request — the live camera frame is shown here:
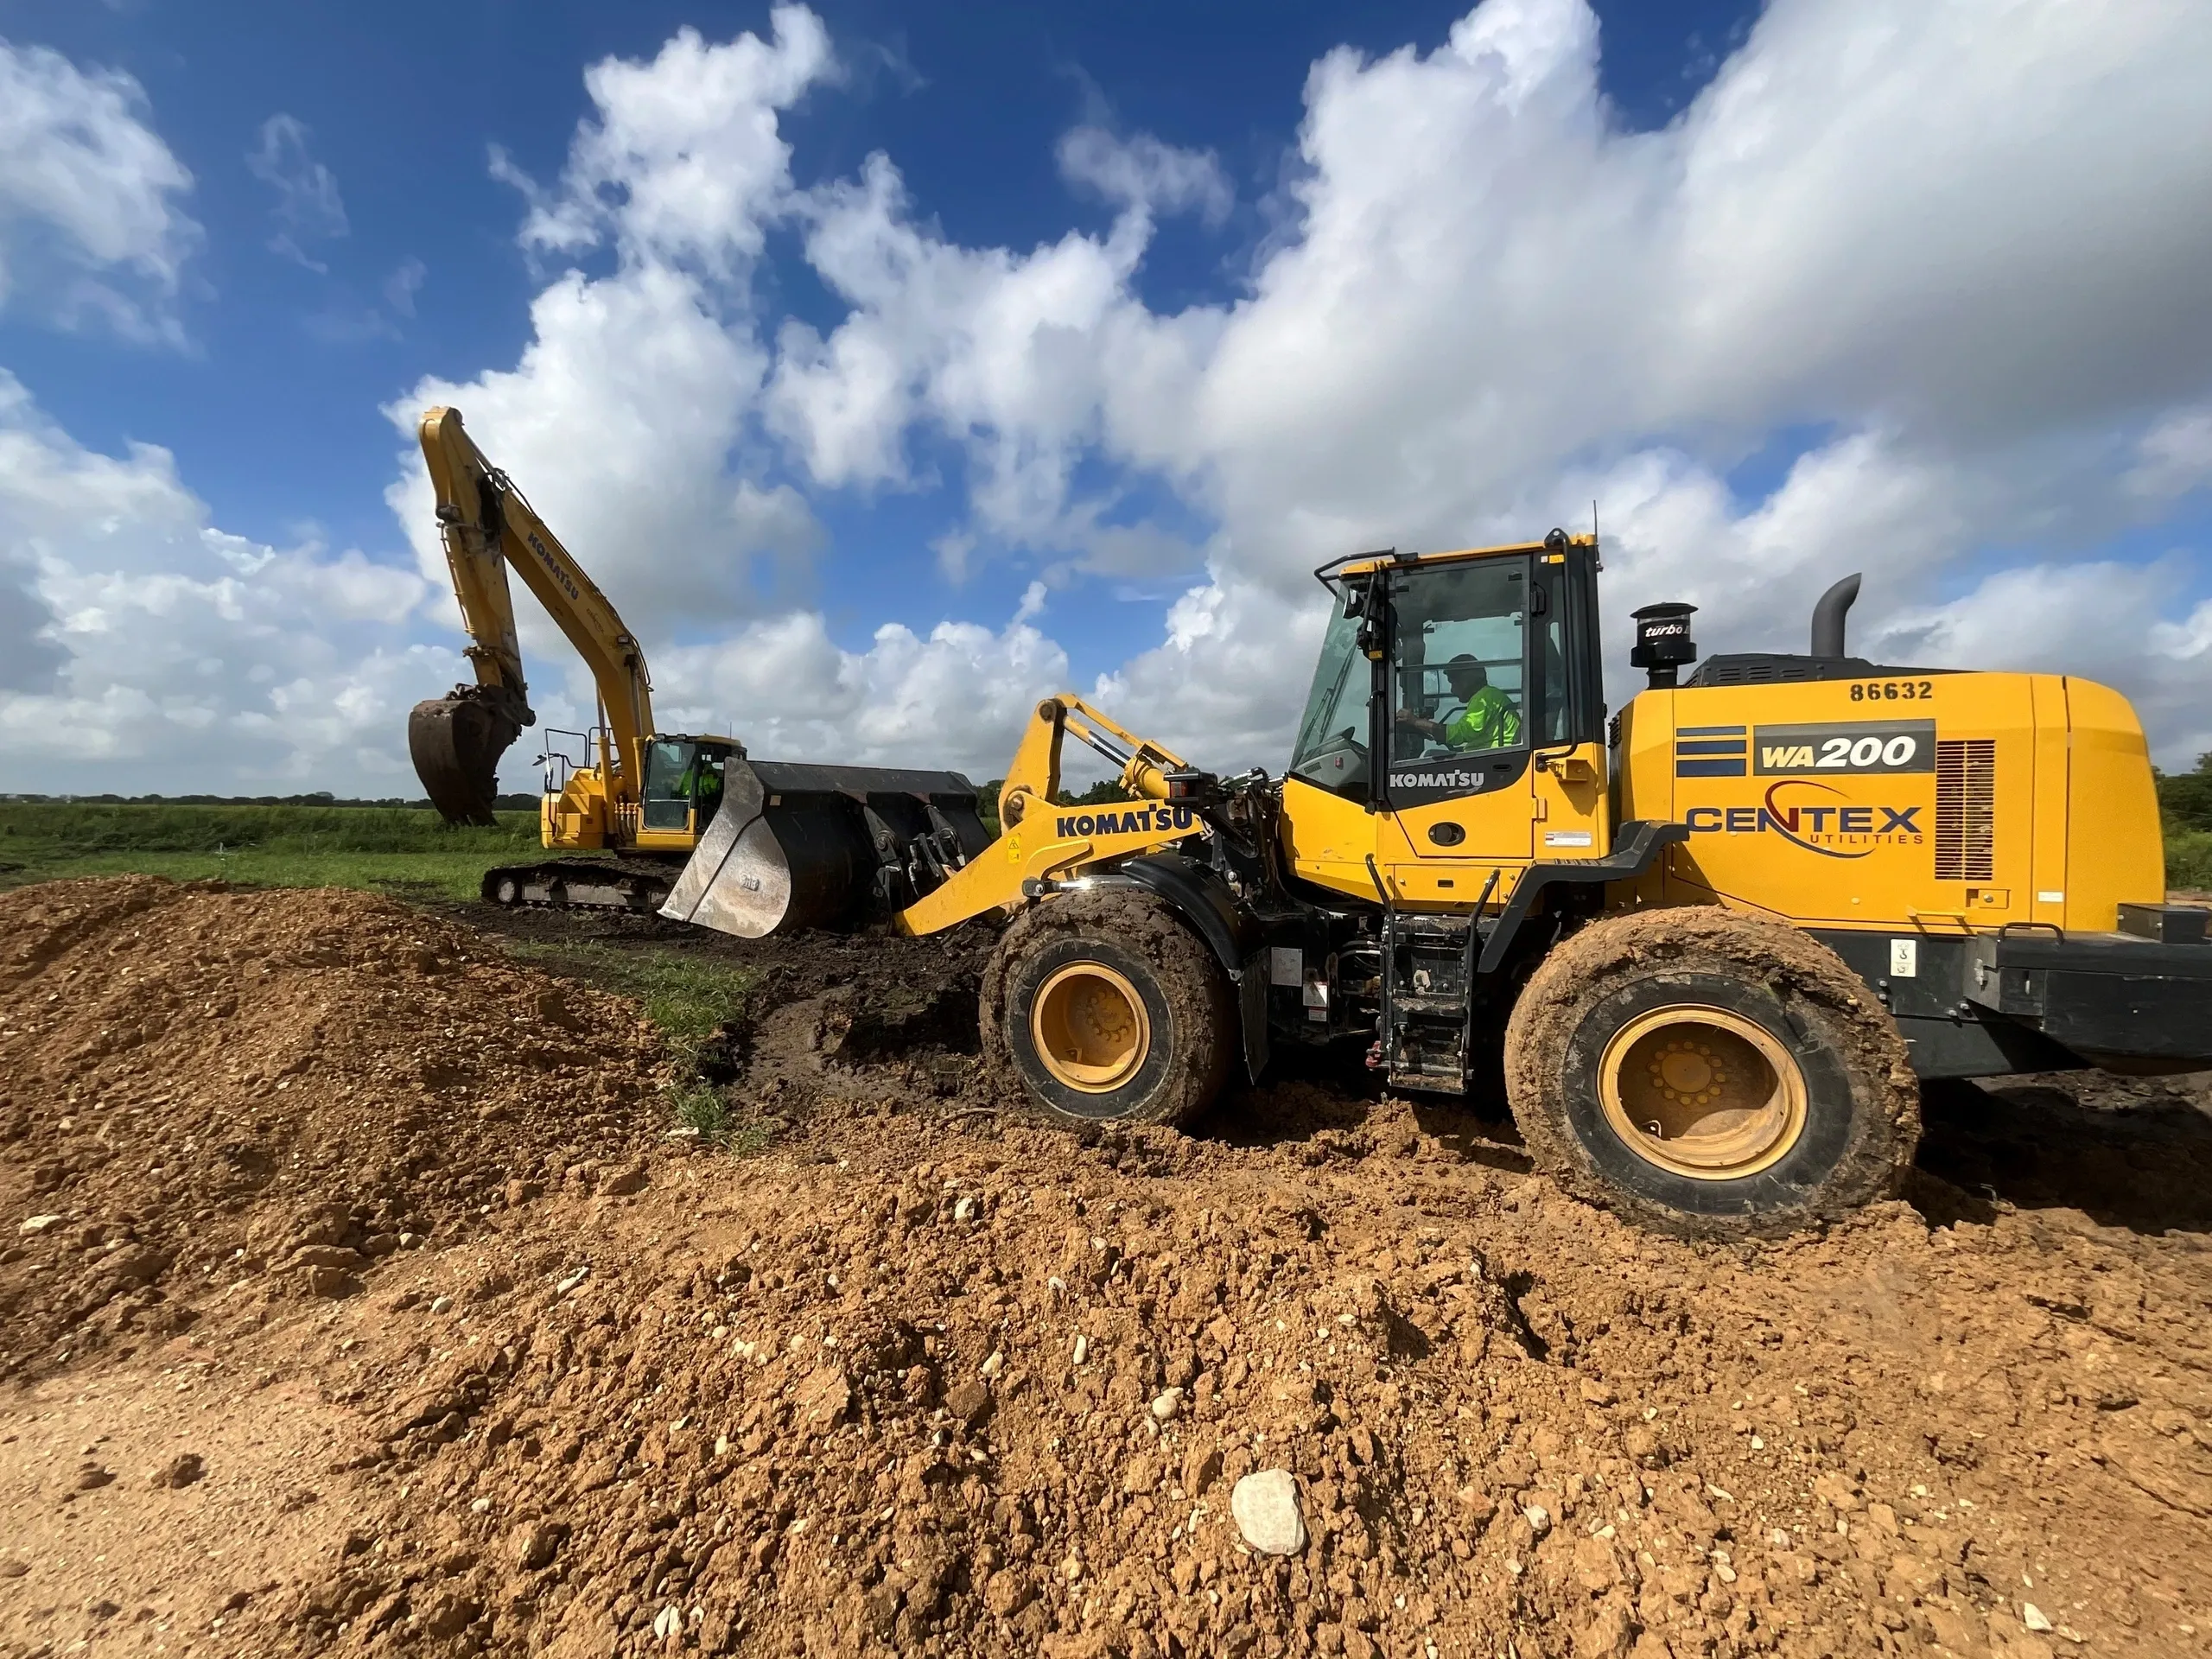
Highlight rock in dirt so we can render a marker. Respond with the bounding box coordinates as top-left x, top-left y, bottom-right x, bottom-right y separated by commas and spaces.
794, 1364, 853, 1433
601, 1161, 649, 1197
299, 1265, 359, 1299
1231, 1469, 1306, 1555
284, 1244, 364, 1272
514, 1520, 568, 1571
148, 1452, 204, 1489
945, 1378, 993, 1429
